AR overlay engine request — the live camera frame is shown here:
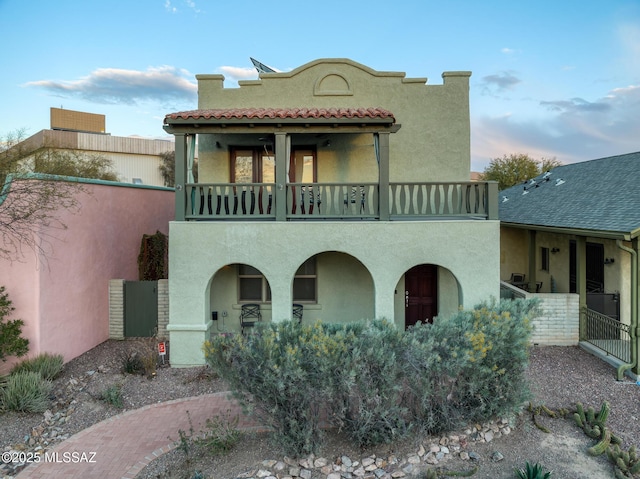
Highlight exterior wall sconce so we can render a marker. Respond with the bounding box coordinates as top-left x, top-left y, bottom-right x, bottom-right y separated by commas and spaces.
604, 258, 615, 265
551, 247, 560, 254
